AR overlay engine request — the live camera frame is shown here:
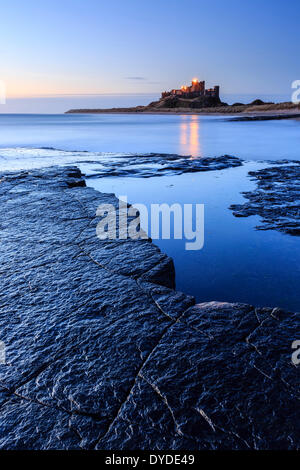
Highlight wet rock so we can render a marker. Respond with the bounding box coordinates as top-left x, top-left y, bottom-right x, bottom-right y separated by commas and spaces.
230, 163, 300, 235
83, 154, 243, 178
98, 302, 299, 450
229, 113, 300, 121
0, 167, 193, 449
0, 167, 298, 450
66, 178, 86, 188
